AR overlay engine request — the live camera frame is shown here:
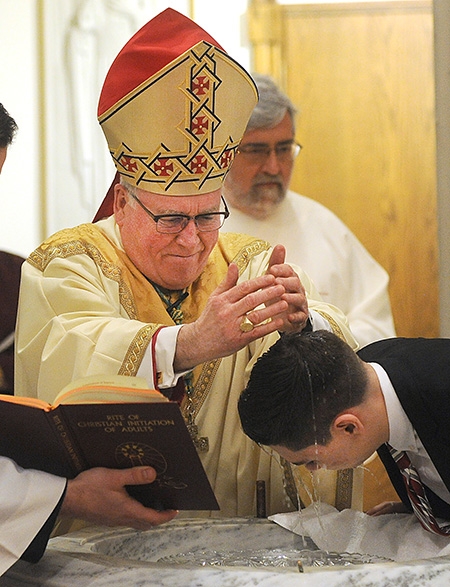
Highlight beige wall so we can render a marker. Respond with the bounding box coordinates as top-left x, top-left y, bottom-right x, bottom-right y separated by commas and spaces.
261, 2, 439, 338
